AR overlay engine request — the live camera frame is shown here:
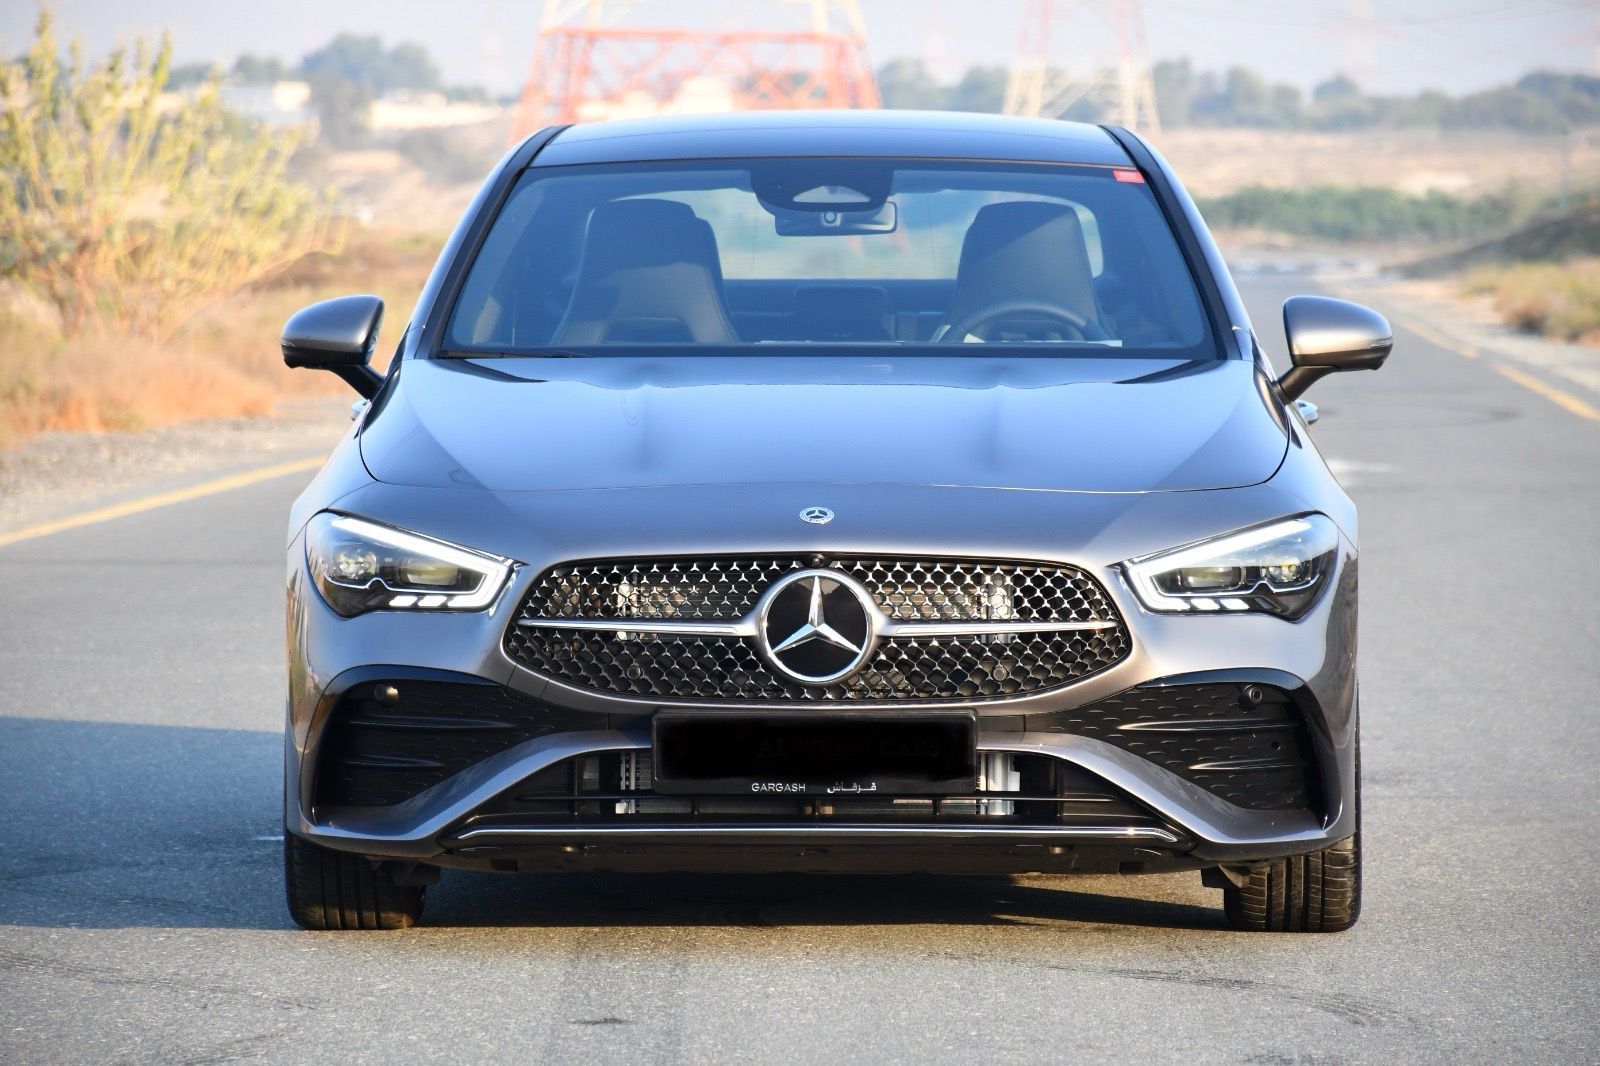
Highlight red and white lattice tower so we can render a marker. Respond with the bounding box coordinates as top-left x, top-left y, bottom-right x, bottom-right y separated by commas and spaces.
511, 0, 880, 140
1003, 0, 1161, 134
